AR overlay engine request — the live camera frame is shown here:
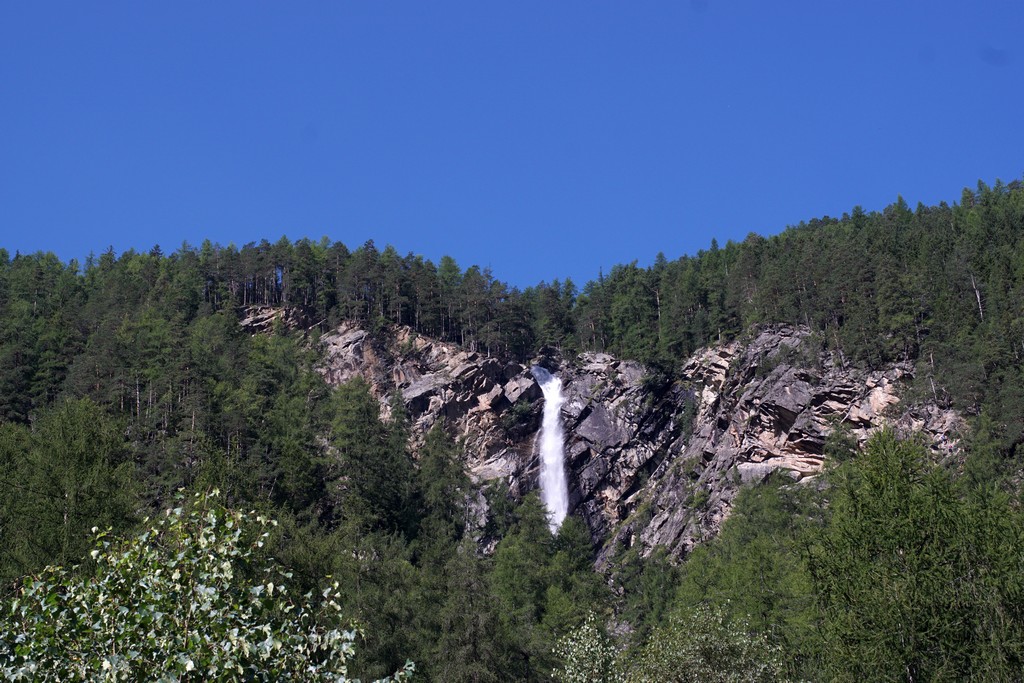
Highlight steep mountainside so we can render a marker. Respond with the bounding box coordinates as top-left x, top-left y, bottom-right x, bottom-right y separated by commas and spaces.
312, 319, 963, 562
3, 179, 1021, 679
